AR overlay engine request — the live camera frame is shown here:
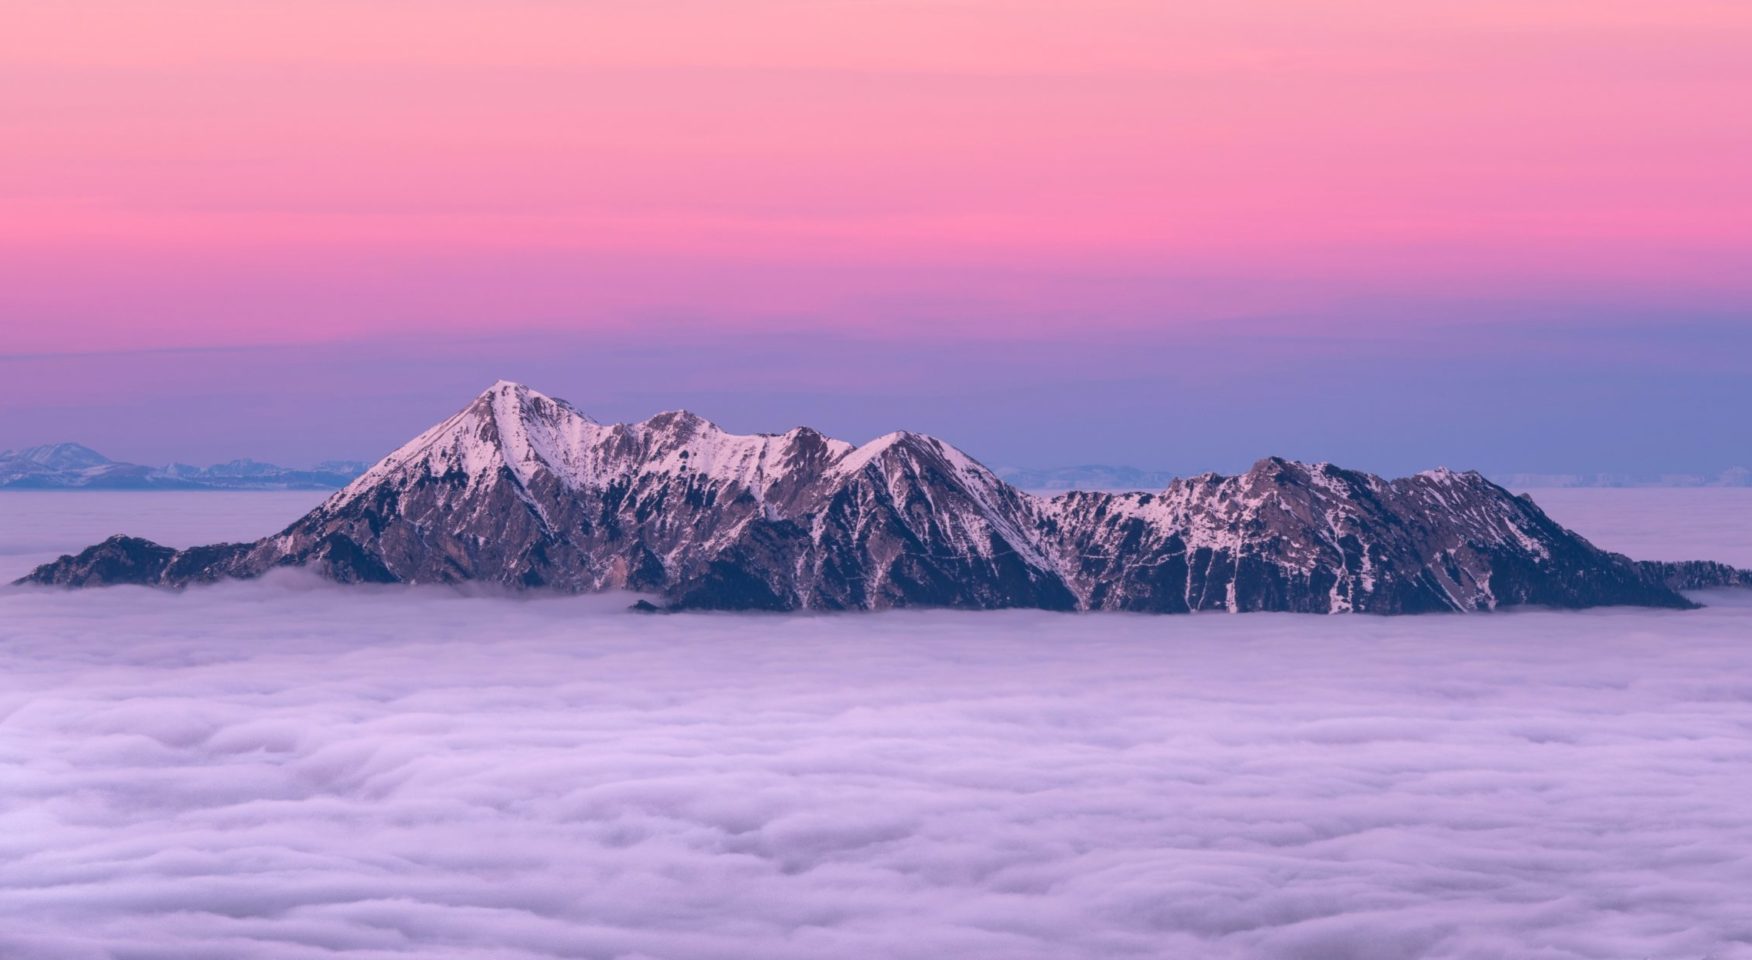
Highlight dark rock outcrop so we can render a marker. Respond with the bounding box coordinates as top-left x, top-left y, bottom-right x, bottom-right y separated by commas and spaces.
1637, 559, 1752, 592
